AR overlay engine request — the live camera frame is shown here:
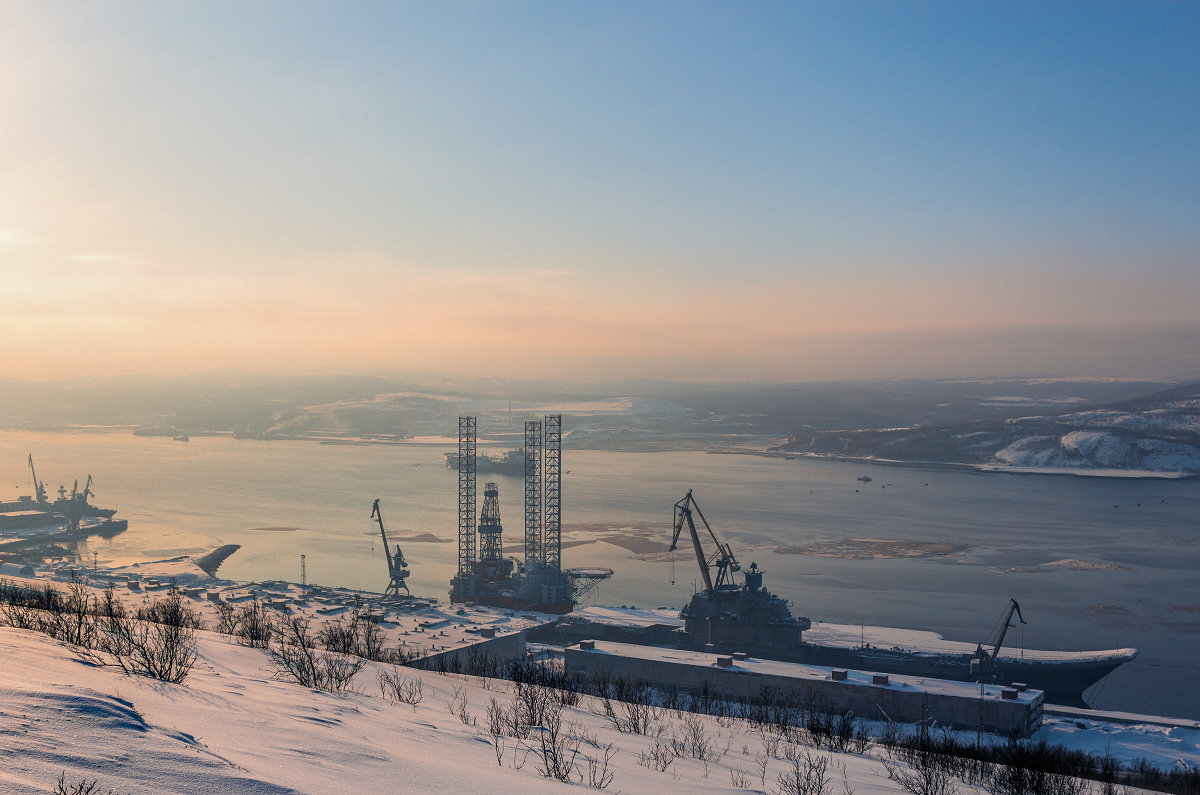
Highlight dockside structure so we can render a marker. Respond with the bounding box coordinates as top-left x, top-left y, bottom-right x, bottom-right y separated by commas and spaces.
565, 640, 1044, 738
